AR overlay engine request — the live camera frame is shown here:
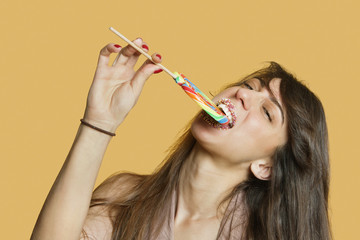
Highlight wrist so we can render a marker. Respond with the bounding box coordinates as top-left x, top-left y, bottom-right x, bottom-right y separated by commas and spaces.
82, 107, 126, 131
77, 123, 114, 143
80, 119, 116, 137
81, 118, 119, 134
